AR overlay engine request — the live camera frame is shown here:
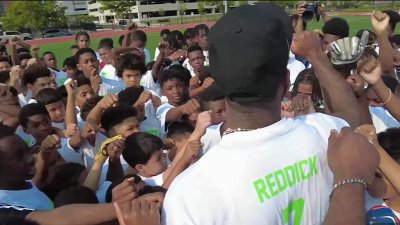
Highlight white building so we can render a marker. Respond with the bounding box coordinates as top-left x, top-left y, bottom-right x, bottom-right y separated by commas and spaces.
57, 0, 89, 16
88, 0, 248, 25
